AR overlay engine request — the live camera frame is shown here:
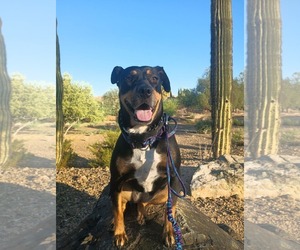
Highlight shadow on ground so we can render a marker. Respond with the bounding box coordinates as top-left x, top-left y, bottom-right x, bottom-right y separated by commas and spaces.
18, 154, 55, 168
56, 182, 97, 240
0, 183, 55, 249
